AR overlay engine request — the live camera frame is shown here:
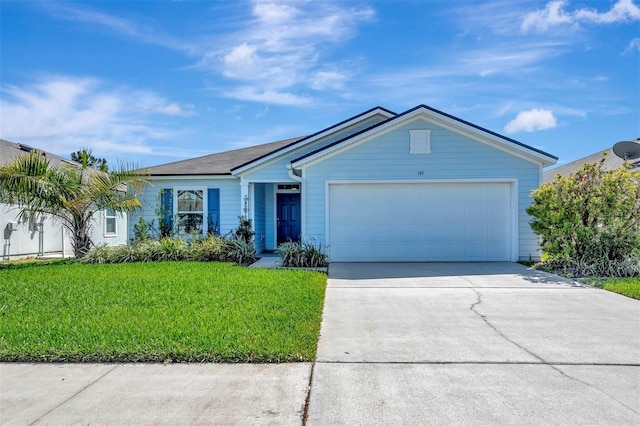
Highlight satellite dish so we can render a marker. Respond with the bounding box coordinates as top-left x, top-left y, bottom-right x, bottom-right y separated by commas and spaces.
612, 140, 640, 160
